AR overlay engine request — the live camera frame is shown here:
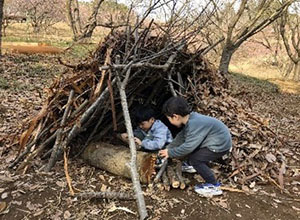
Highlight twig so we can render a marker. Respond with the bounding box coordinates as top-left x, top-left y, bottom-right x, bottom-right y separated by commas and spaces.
64, 149, 75, 196
93, 48, 113, 99
75, 101, 109, 158
16, 131, 58, 171
46, 90, 74, 172
107, 71, 117, 131
99, 44, 184, 72
77, 191, 134, 200
220, 186, 247, 193
154, 159, 168, 183
168, 71, 177, 97
65, 79, 116, 145
9, 141, 35, 168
